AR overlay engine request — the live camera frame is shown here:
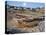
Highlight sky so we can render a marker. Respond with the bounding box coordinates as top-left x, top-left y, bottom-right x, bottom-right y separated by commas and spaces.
7, 1, 45, 8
